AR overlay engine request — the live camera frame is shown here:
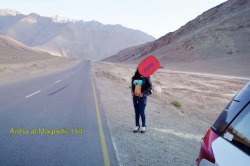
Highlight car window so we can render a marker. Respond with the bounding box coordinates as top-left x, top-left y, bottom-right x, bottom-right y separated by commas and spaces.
222, 103, 250, 155
212, 100, 240, 135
